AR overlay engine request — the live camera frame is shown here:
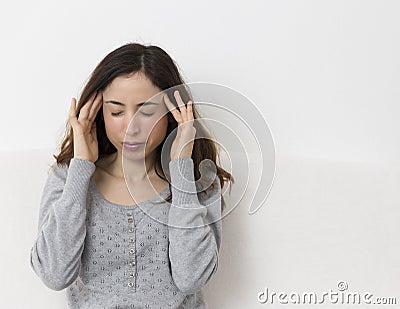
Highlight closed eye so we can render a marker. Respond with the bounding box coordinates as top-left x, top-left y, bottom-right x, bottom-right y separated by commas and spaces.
111, 112, 154, 117
141, 112, 154, 116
